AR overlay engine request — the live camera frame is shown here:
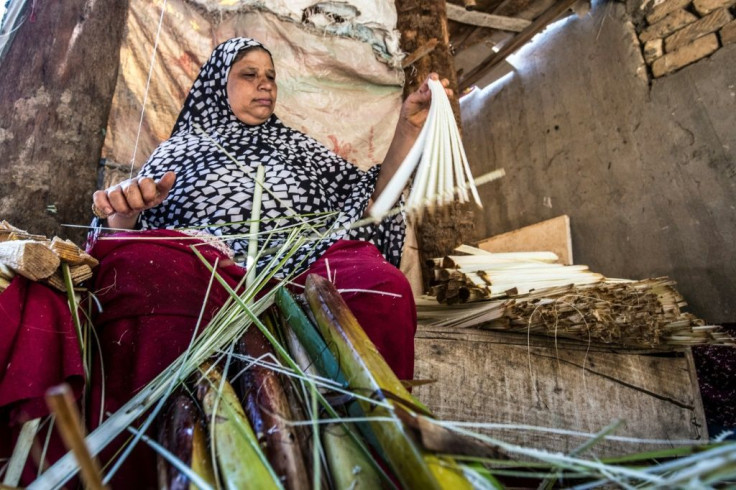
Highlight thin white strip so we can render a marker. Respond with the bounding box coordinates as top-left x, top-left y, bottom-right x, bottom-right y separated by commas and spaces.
129, 0, 169, 176
337, 288, 403, 298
